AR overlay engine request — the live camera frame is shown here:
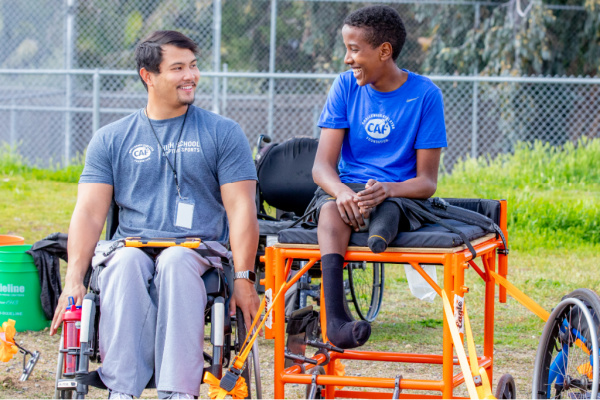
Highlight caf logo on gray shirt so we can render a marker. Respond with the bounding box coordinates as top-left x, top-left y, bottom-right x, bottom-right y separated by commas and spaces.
129, 144, 154, 162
